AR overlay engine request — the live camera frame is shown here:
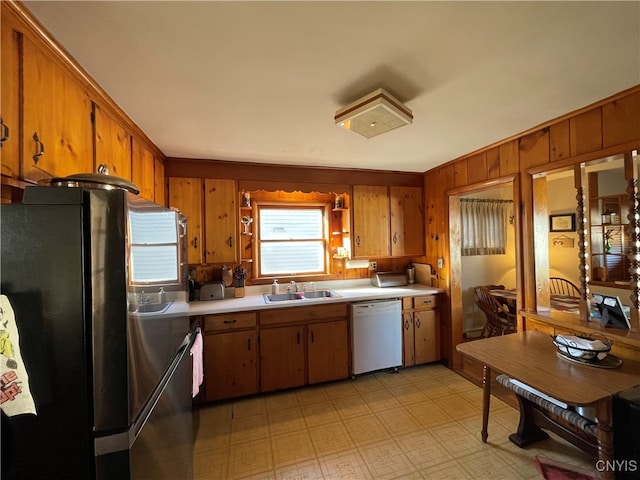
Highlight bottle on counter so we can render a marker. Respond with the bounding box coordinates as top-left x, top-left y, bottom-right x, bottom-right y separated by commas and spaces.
271, 279, 279, 294
159, 287, 167, 303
